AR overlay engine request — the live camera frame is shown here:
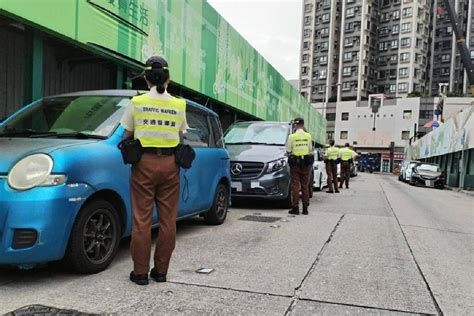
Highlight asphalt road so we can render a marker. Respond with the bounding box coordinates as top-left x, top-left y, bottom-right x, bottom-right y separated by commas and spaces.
0, 173, 472, 315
